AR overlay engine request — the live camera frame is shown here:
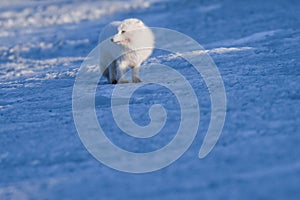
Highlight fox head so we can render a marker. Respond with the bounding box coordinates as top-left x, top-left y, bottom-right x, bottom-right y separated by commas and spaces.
111, 18, 154, 50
